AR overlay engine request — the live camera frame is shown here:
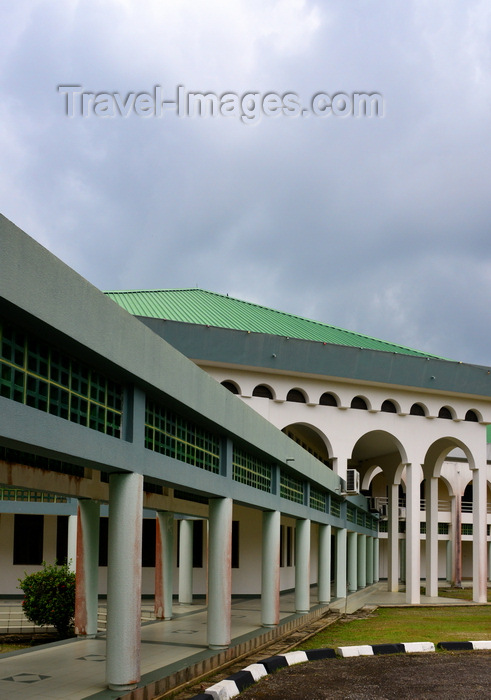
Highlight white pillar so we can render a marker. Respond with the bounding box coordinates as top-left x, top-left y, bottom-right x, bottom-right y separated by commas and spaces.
67, 514, 77, 572
295, 519, 311, 613
488, 541, 491, 582
318, 524, 331, 604
366, 536, 374, 585
347, 532, 358, 592
335, 528, 347, 599
208, 497, 232, 649
388, 483, 399, 592
106, 472, 143, 692
472, 465, 487, 603
373, 537, 380, 582
357, 534, 367, 589
261, 510, 280, 627
179, 519, 194, 605
452, 494, 462, 587
155, 512, 174, 620
74, 500, 100, 638
405, 463, 421, 604
425, 476, 439, 597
